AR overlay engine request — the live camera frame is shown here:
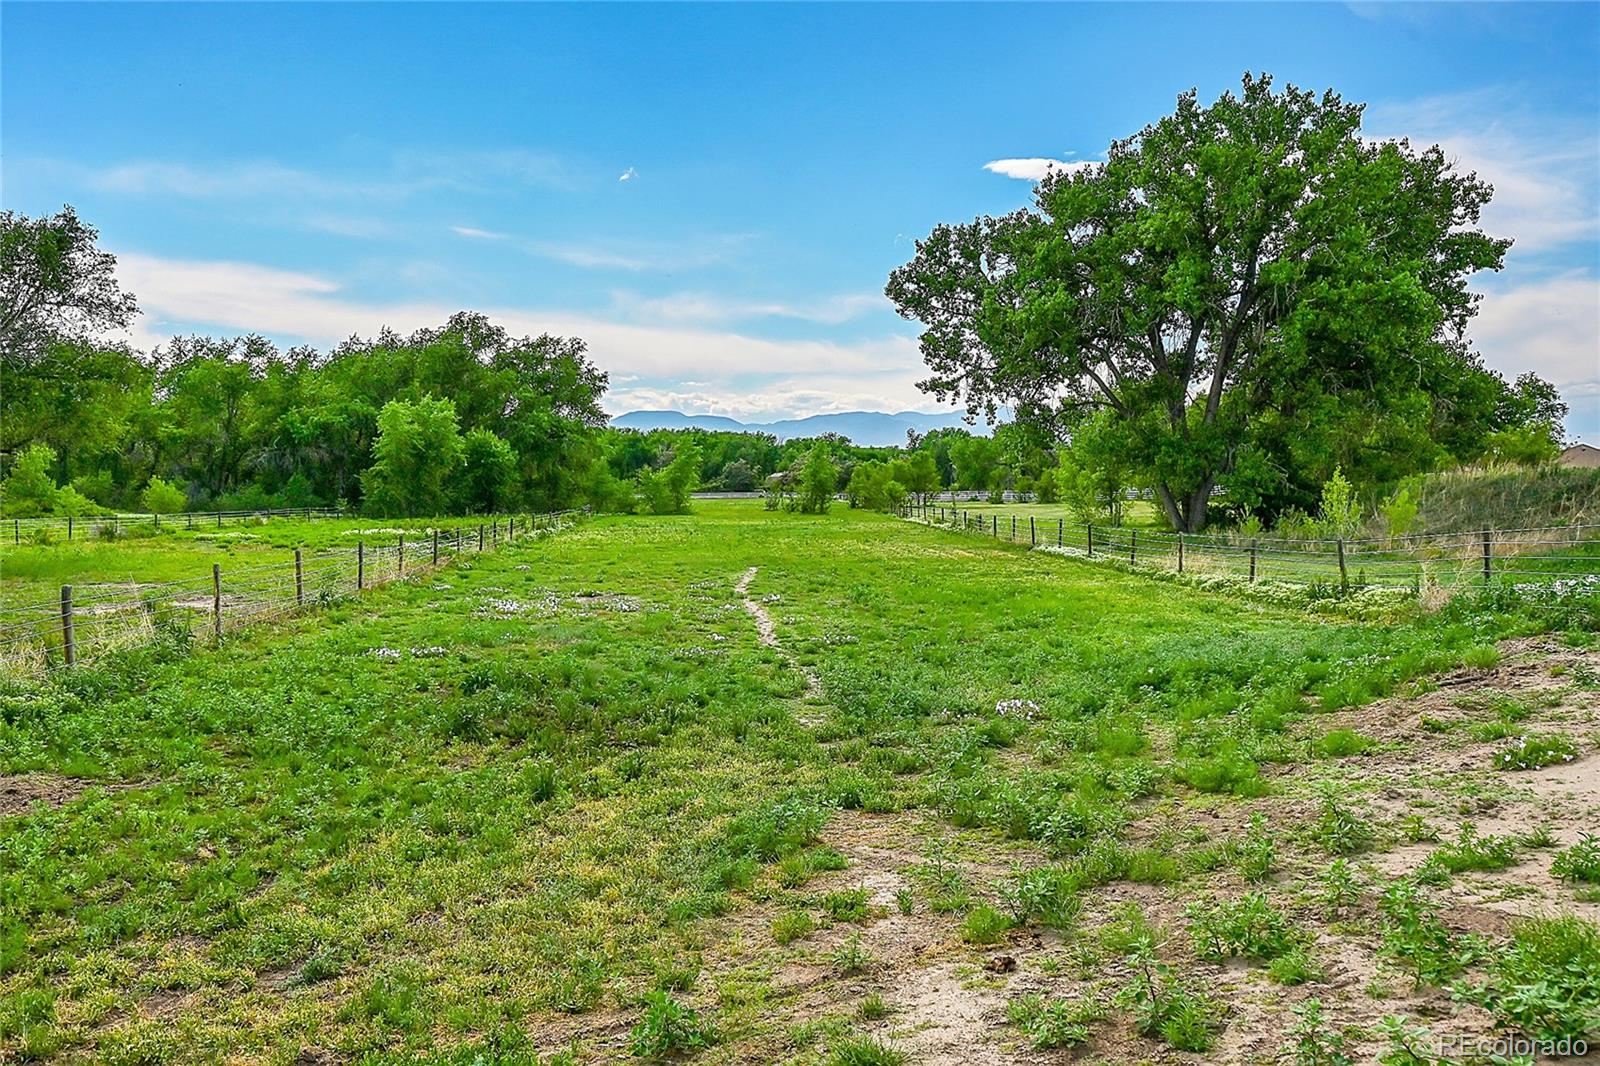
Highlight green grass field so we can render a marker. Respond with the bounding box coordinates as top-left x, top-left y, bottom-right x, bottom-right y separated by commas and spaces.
2, 500, 1597, 1064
